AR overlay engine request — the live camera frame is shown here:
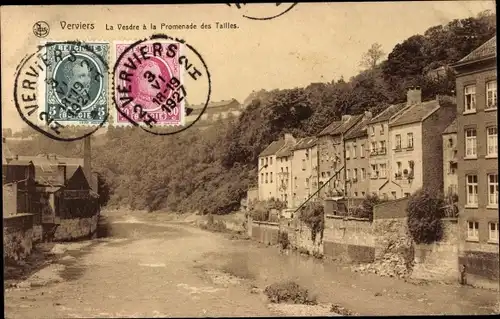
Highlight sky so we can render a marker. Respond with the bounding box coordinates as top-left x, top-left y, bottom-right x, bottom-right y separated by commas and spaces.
1, 1, 496, 132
